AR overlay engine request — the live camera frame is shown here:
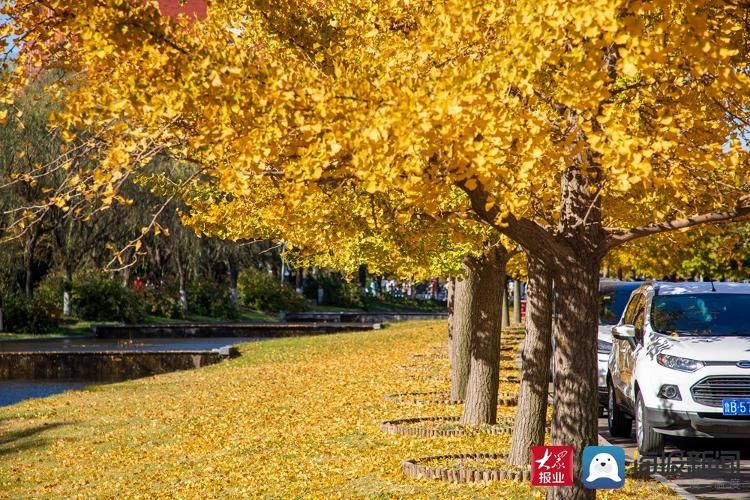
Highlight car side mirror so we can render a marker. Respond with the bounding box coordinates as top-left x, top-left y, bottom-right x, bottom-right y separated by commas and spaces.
612, 324, 636, 348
